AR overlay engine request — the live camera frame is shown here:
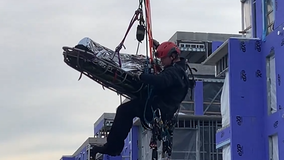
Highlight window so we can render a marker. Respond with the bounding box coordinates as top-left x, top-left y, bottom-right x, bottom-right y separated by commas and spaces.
265, 0, 275, 35
179, 43, 206, 52
244, 0, 252, 30
207, 42, 212, 57
269, 134, 279, 160
241, 0, 253, 37
216, 55, 228, 77
266, 51, 277, 115
252, 0, 257, 37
